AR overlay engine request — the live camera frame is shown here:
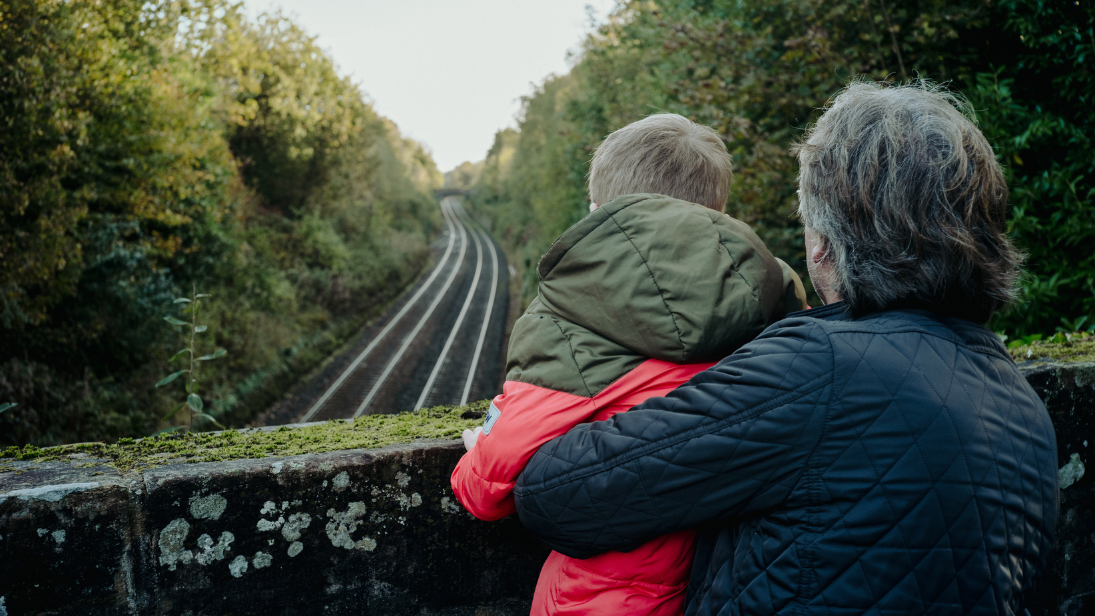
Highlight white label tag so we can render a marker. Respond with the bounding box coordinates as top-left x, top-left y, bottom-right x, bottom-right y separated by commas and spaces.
482, 402, 501, 435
